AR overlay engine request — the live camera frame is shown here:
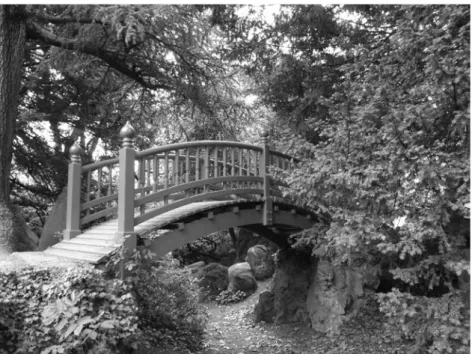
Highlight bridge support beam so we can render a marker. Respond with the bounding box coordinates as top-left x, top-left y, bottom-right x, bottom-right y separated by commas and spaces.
146, 207, 313, 259
115, 121, 137, 250
64, 143, 83, 240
